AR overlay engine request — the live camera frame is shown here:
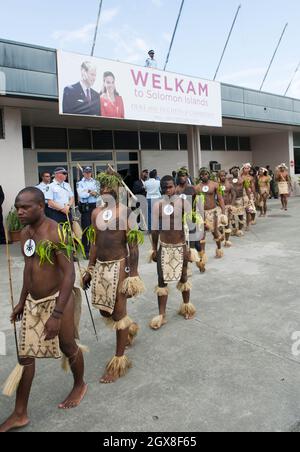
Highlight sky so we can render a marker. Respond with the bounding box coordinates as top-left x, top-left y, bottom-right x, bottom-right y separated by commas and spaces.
1, 0, 300, 98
